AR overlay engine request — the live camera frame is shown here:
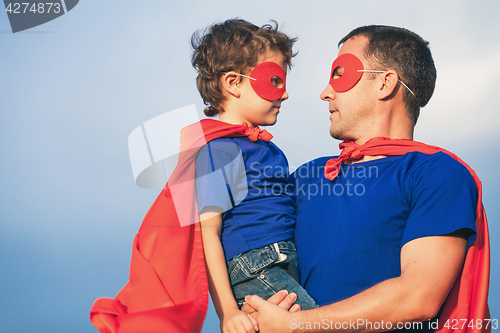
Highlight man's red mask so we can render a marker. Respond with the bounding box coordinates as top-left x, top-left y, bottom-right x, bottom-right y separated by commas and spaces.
329, 53, 364, 92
